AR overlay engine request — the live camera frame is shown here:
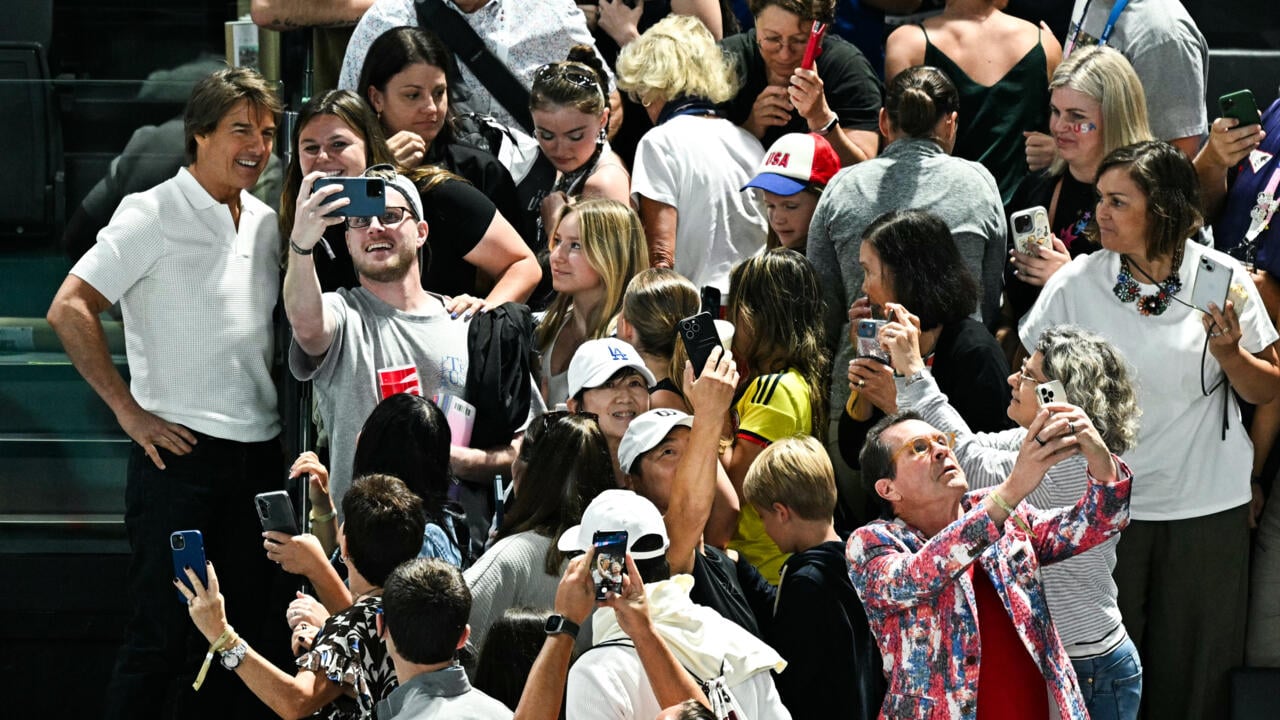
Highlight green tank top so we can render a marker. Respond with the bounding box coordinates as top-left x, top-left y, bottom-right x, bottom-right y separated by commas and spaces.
922, 26, 1049, 206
